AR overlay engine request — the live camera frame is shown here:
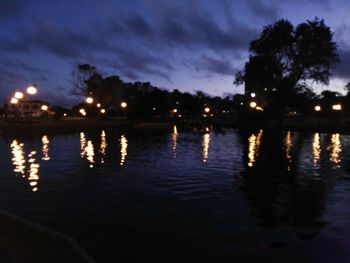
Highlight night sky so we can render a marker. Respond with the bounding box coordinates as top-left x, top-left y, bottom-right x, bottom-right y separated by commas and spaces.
1, 0, 350, 106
